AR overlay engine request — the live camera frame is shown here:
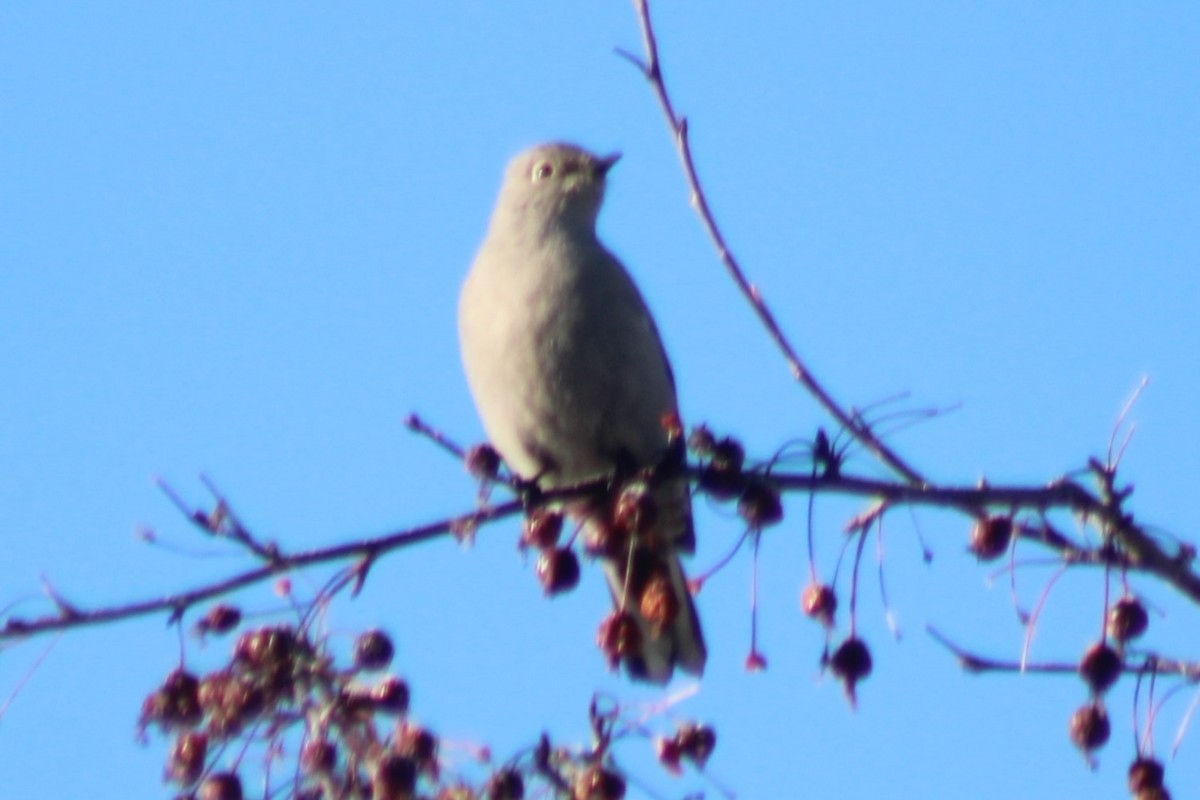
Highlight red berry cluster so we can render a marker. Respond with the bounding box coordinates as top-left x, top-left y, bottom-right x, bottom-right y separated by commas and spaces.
141, 617, 431, 798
